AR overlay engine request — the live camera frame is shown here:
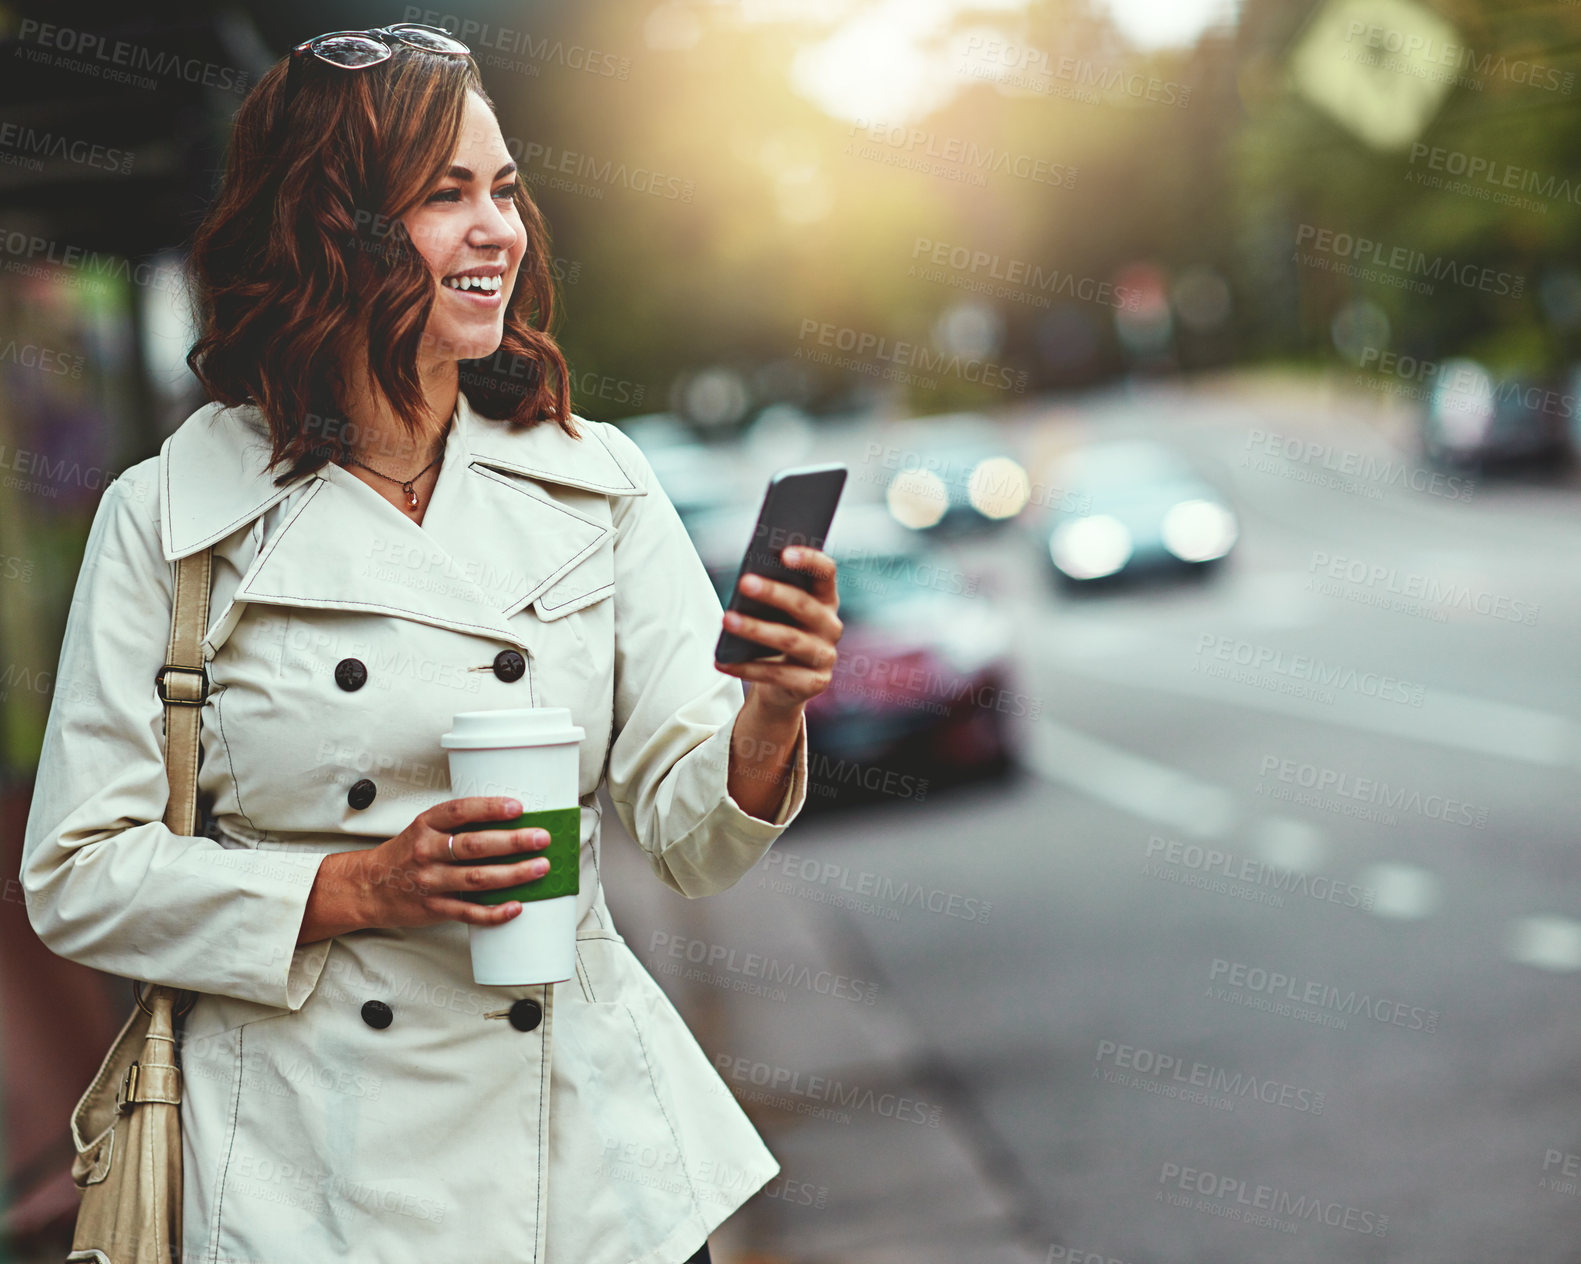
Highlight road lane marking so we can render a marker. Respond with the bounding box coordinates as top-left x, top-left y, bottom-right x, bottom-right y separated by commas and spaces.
1037, 641, 1578, 767
1357, 864, 1441, 920
1249, 816, 1328, 873
1505, 917, 1581, 972
1026, 718, 1238, 839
